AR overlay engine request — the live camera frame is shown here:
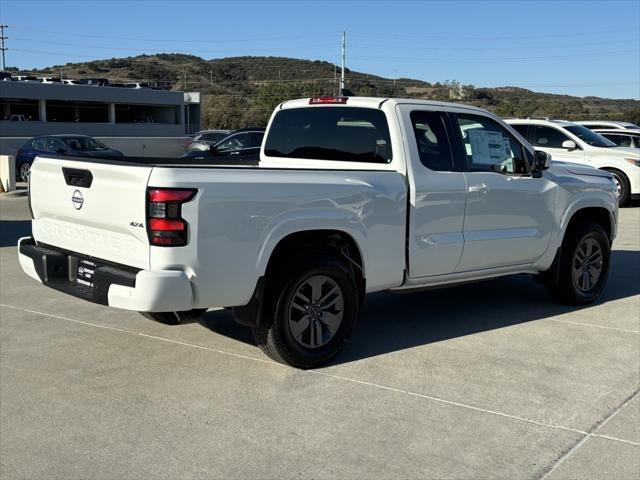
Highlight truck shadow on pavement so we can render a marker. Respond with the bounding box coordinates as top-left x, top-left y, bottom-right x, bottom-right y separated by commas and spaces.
0, 220, 31, 248
199, 249, 640, 365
